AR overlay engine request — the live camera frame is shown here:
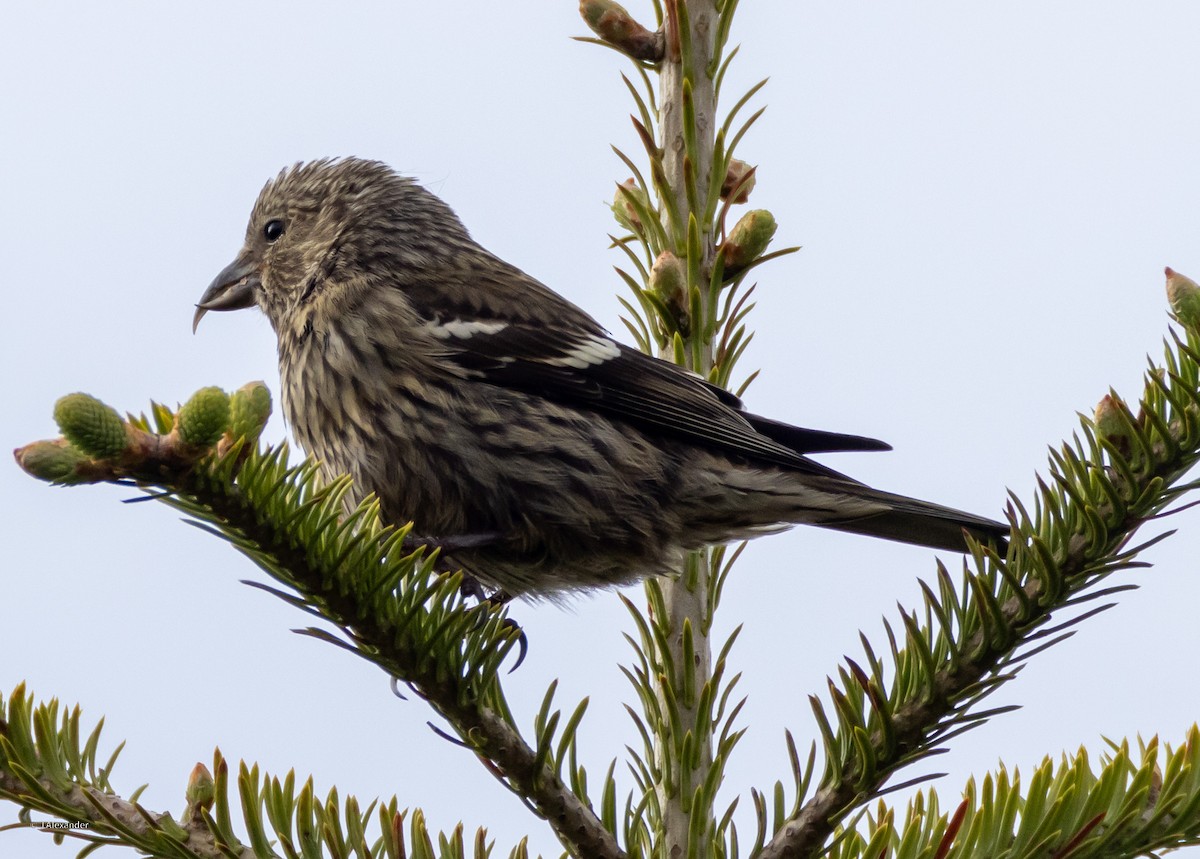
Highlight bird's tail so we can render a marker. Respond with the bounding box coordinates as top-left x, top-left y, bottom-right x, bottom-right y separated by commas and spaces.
684, 463, 1008, 554
808, 487, 1008, 553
